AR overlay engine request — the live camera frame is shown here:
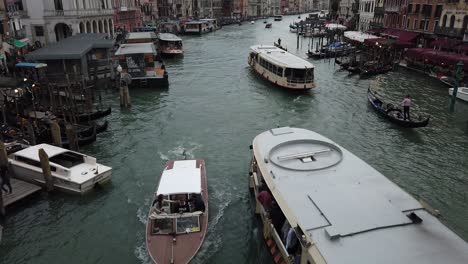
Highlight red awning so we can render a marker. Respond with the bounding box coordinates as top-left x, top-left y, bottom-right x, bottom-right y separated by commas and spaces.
381, 28, 419, 42
405, 48, 468, 72
429, 38, 461, 49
